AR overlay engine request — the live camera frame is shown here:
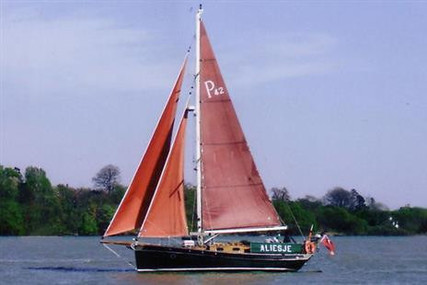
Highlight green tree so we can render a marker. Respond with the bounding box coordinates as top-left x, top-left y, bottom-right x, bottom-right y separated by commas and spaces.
57, 184, 79, 235
92, 165, 121, 192
0, 166, 25, 234
271, 187, 290, 202
79, 210, 98, 235
108, 184, 126, 205
96, 204, 115, 234
0, 166, 22, 199
323, 187, 352, 208
184, 184, 197, 232
297, 196, 322, 211
393, 207, 427, 234
0, 201, 25, 235
349, 189, 366, 211
21, 167, 63, 234
317, 206, 367, 234
273, 200, 316, 235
